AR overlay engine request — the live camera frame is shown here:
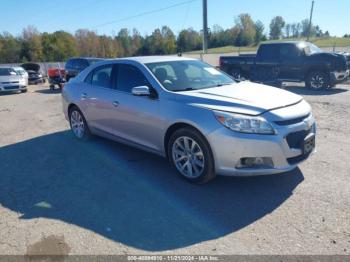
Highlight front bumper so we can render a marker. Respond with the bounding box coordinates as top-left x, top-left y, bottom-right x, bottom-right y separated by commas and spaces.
28, 78, 45, 84
0, 85, 27, 92
330, 70, 349, 84
207, 116, 316, 177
